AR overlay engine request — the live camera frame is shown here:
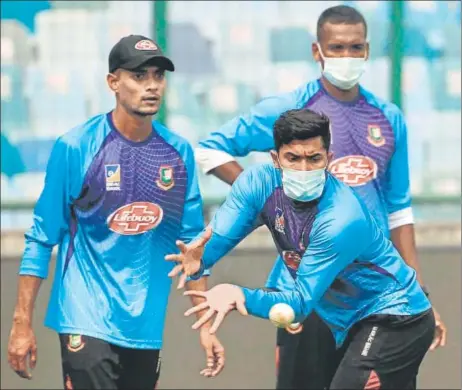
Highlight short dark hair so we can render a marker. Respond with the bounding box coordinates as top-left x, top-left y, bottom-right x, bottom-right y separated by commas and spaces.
273, 109, 331, 152
317, 5, 367, 40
